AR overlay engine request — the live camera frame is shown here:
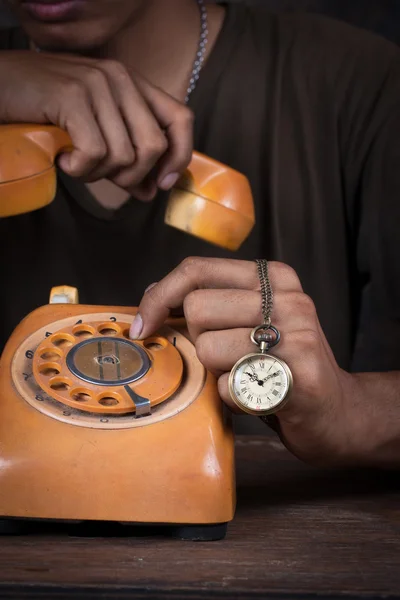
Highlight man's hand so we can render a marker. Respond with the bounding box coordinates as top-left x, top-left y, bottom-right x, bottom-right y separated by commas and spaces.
0, 51, 193, 200
130, 257, 374, 468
